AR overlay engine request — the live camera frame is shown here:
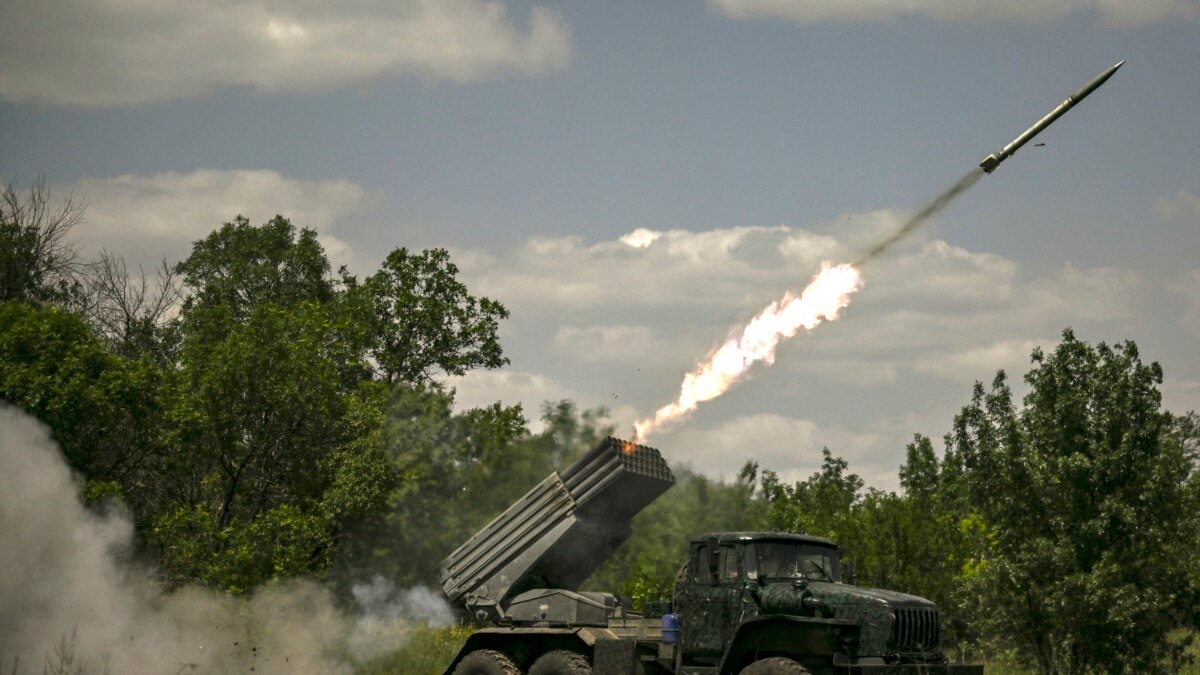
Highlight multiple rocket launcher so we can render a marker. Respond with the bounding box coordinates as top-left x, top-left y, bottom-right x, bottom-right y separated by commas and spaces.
438, 437, 675, 621
436, 61, 1125, 622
